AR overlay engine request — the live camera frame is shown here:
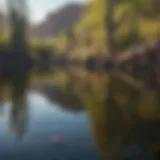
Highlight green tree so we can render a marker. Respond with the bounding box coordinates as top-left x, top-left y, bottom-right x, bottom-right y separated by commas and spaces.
105, 0, 134, 55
